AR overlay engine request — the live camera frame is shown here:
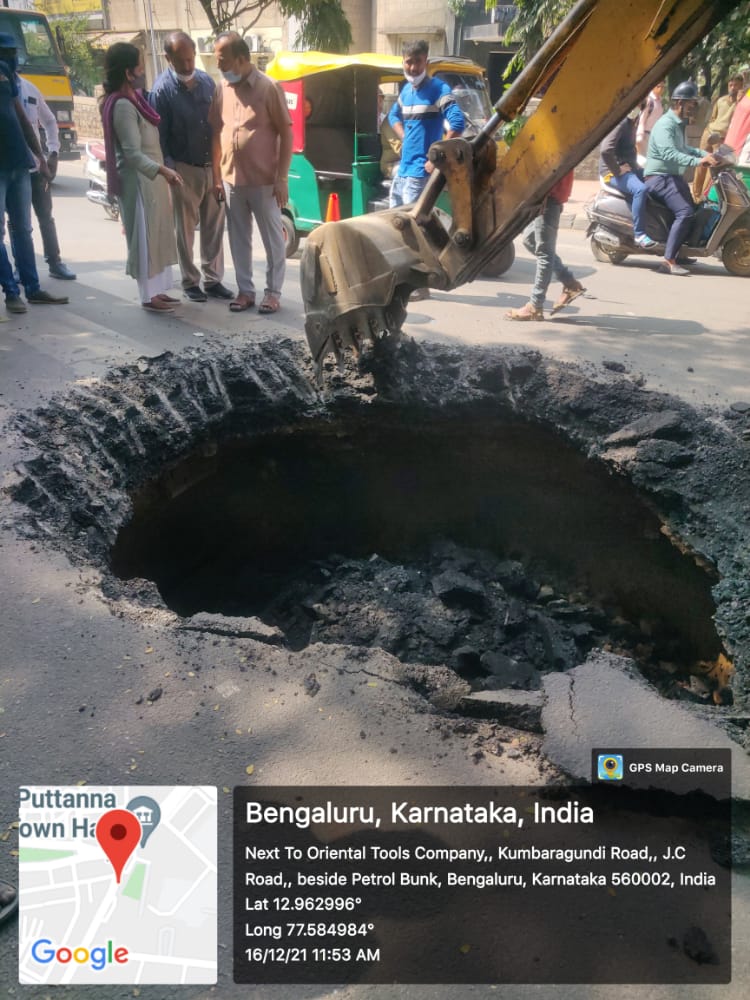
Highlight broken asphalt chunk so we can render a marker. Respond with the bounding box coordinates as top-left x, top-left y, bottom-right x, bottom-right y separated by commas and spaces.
604, 410, 686, 446
431, 569, 488, 613
635, 439, 694, 468
457, 689, 544, 732
179, 612, 285, 645
480, 651, 540, 690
